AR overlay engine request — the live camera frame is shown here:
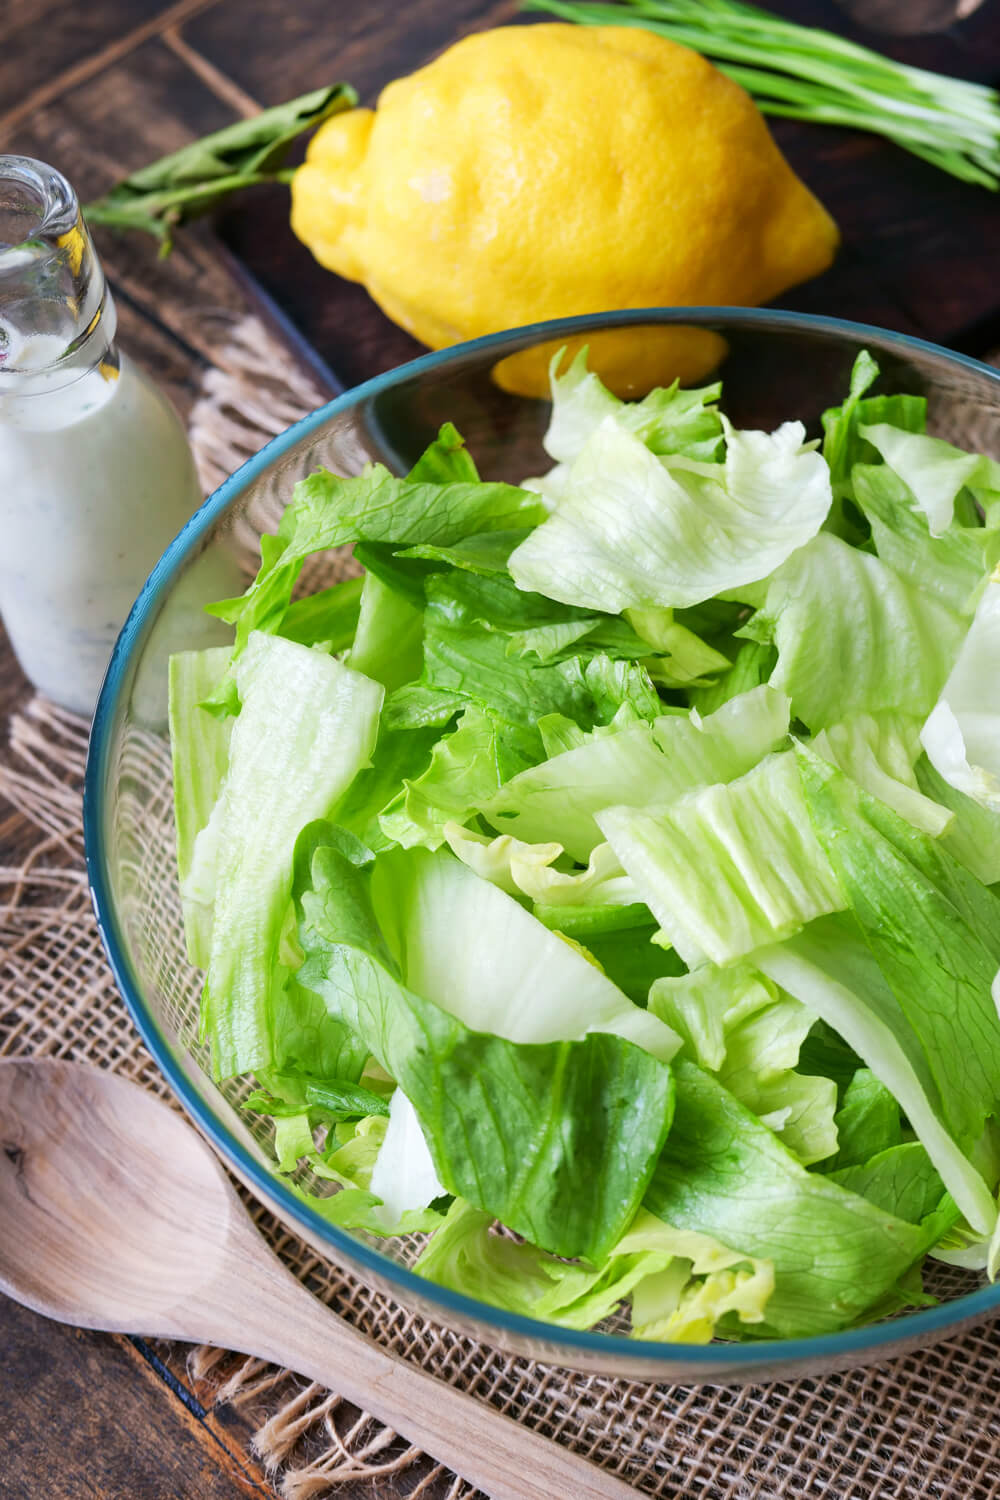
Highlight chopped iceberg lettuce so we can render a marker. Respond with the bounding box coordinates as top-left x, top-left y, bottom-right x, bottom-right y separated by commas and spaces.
170, 349, 1000, 1343
509, 415, 831, 614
